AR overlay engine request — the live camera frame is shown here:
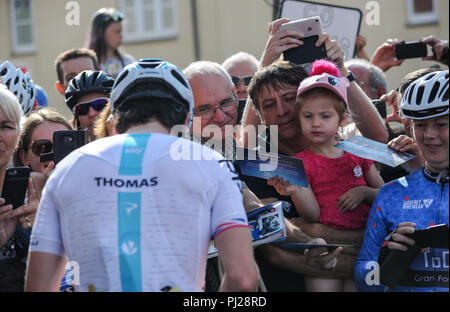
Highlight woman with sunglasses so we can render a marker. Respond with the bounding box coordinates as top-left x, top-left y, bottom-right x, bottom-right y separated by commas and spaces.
65, 70, 115, 142
87, 7, 135, 78
13, 109, 72, 176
